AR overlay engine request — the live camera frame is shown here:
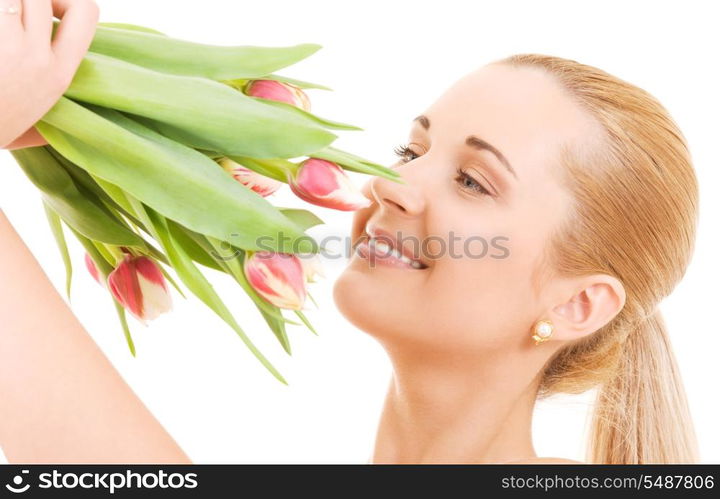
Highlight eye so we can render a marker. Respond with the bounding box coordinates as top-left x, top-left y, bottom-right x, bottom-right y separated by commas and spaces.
392, 143, 420, 164
454, 167, 493, 197
393, 143, 494, 197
